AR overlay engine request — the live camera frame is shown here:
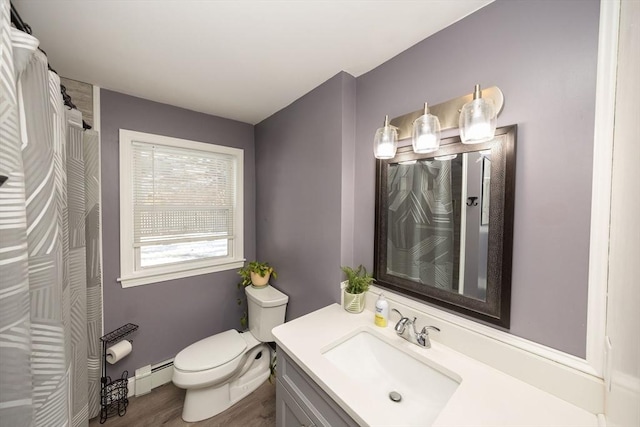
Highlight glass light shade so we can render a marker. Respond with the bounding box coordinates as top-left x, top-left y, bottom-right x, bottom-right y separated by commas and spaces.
434, 154, 457, 161
412, 113, 441, 153
459, 86, 497, 144
373, 116, 398, 159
